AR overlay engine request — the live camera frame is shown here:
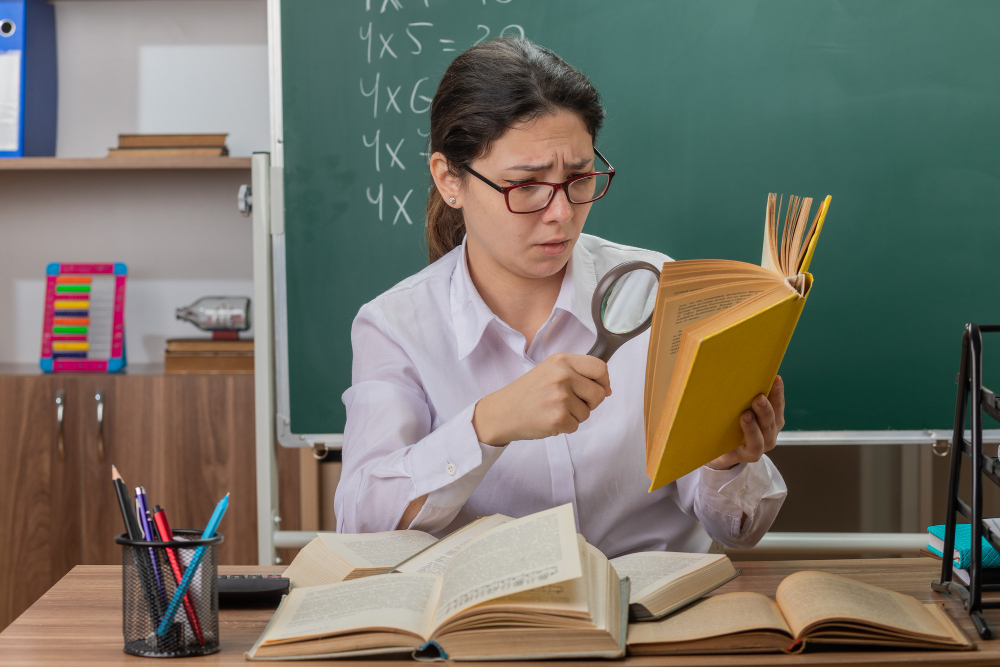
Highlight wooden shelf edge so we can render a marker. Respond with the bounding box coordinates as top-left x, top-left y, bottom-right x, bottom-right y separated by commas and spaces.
0, 156, 253, 171
0, 363, 167, 376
